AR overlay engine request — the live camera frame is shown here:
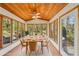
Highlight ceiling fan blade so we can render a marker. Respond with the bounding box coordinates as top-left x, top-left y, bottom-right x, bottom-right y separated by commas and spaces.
37, 16, 41, 18
32, 15, 41, 19
36, 13, 40, 15
32, 16, 36, 18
